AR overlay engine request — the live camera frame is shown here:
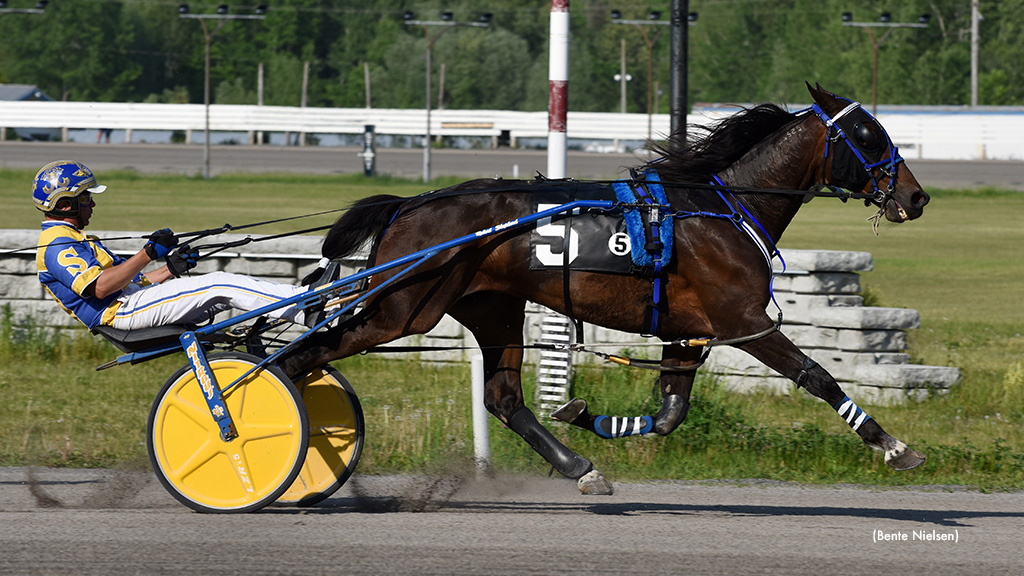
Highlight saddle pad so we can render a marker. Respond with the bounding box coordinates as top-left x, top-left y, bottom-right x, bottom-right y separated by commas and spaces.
527, 183, 635, 275
611, 169, 674, 269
